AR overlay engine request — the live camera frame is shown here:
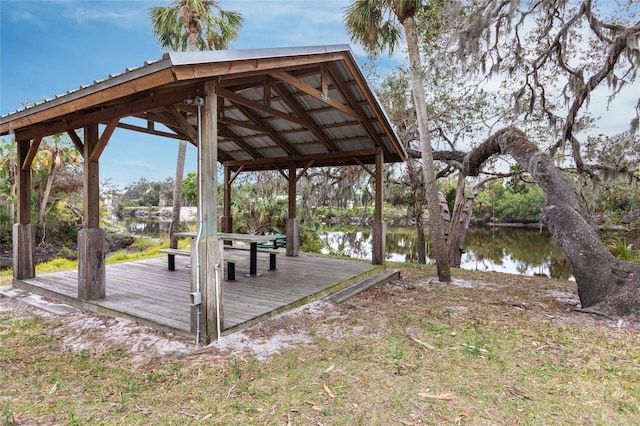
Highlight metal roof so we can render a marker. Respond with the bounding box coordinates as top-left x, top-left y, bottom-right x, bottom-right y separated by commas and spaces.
1, 44, 405, 171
